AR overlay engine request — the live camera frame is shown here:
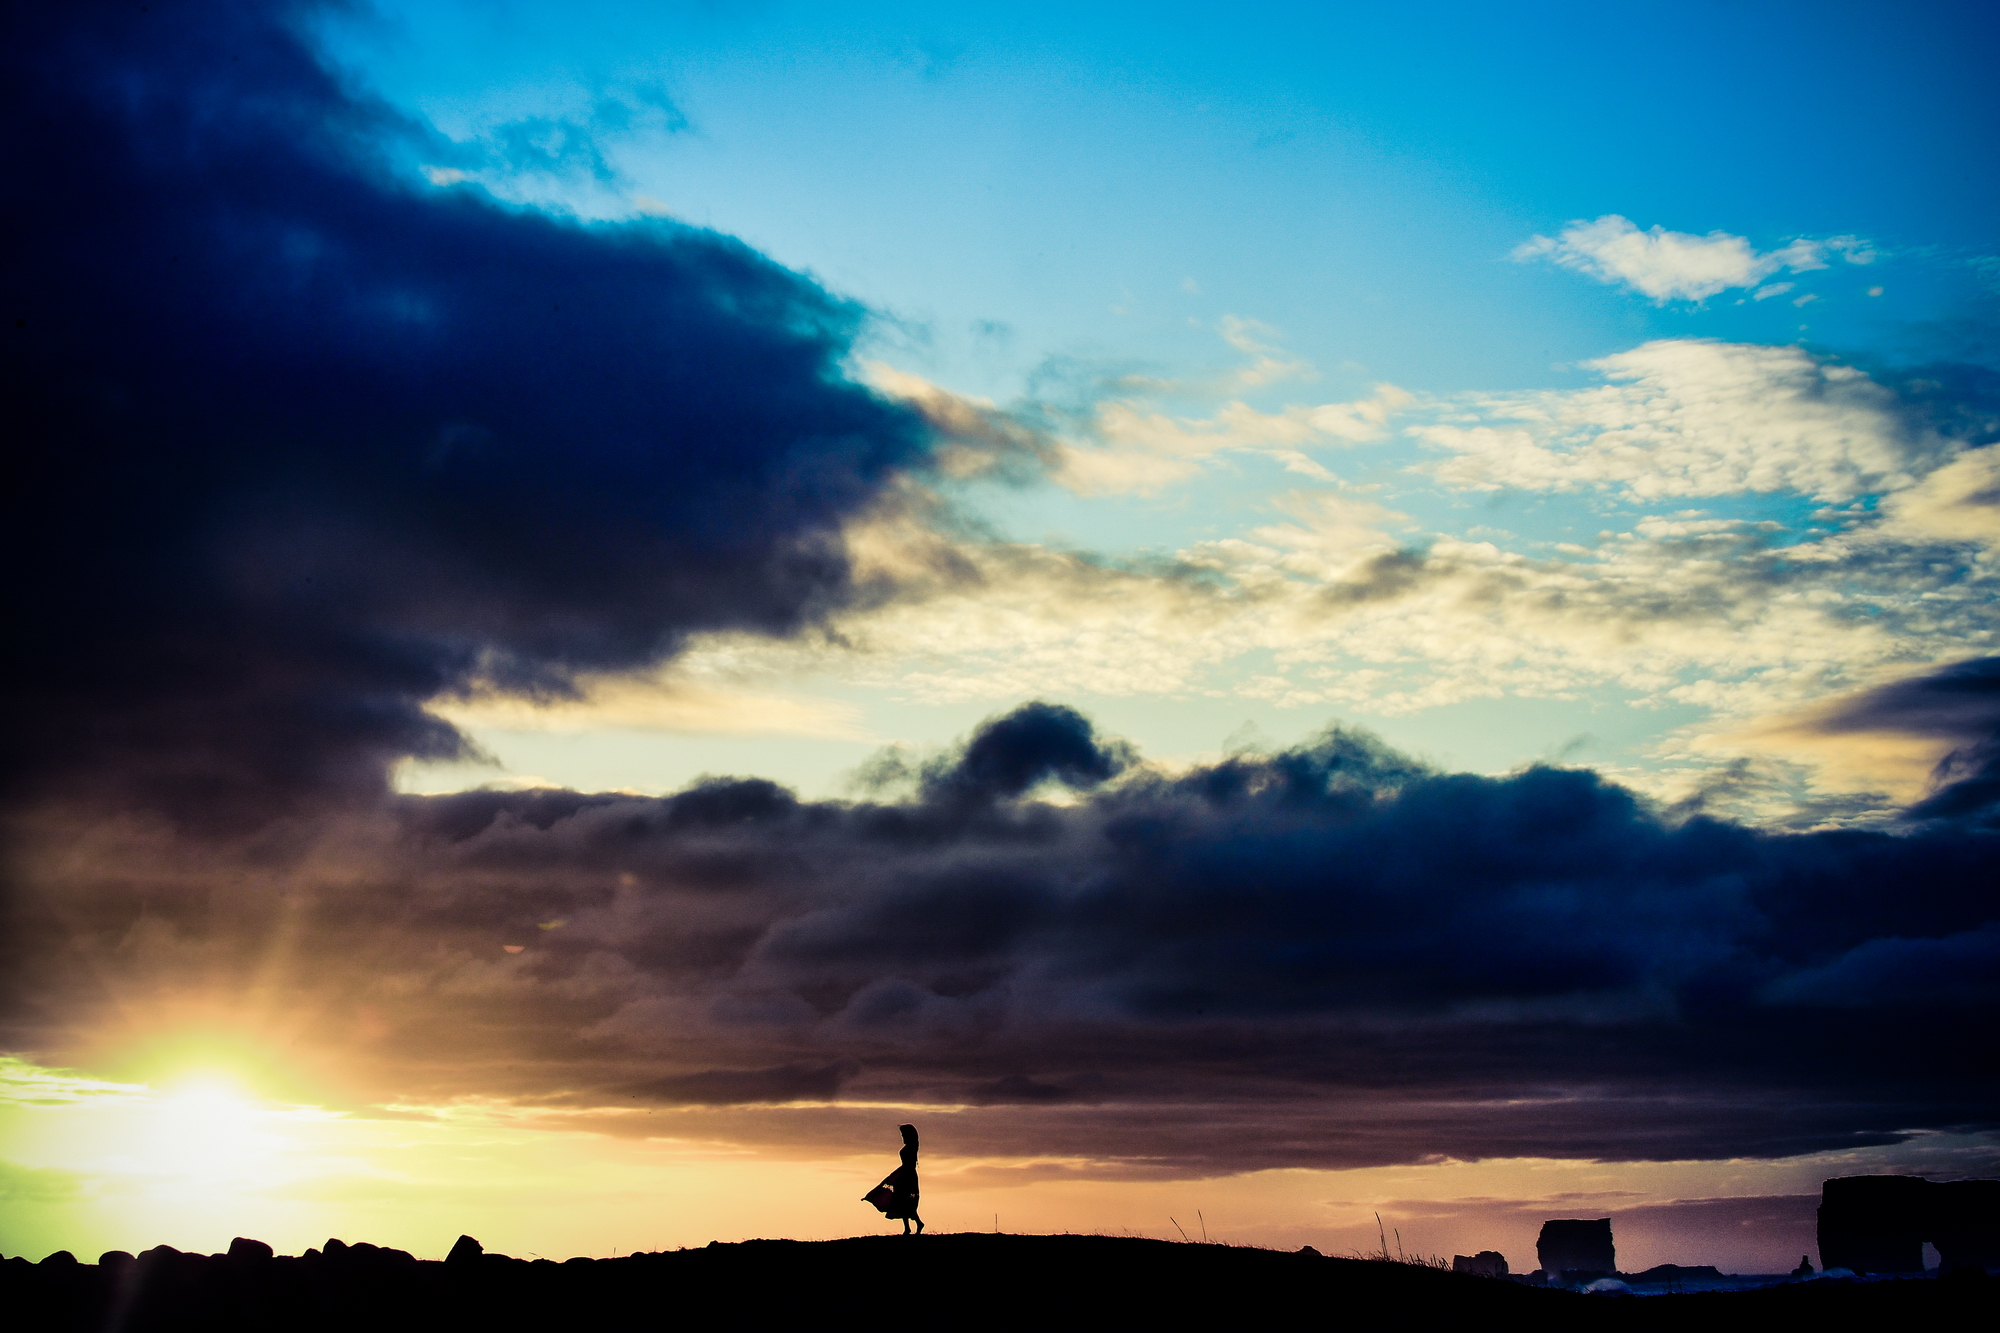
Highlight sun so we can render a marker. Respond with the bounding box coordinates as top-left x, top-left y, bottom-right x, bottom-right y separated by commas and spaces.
101, 1070, 295, 1189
